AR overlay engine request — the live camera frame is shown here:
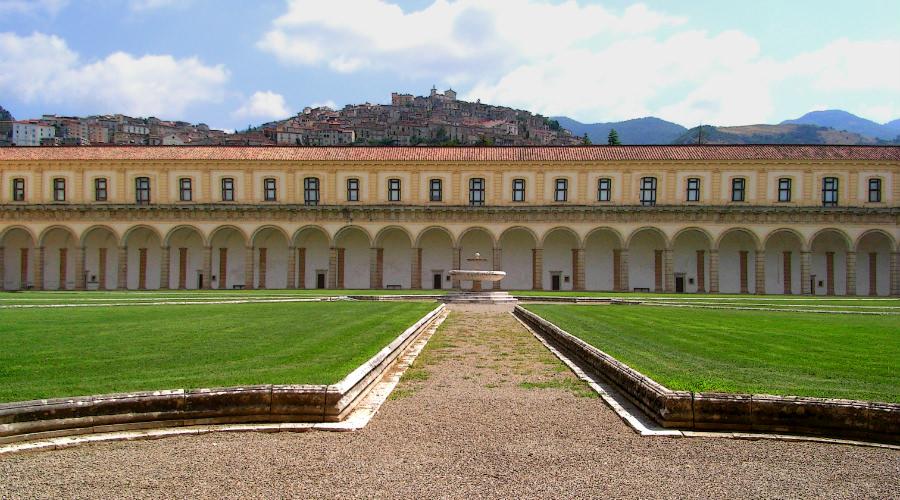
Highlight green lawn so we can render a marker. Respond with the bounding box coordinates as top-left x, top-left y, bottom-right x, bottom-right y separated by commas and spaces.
0, 301, 435, 403
524, 304, 900, 402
